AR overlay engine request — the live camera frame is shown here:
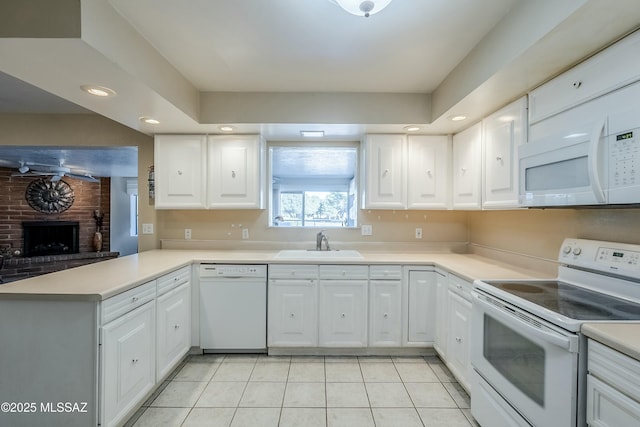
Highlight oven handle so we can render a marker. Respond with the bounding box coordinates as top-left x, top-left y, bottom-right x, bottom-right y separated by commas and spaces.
588, 119, 606, 203
473, 291, 579, 353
